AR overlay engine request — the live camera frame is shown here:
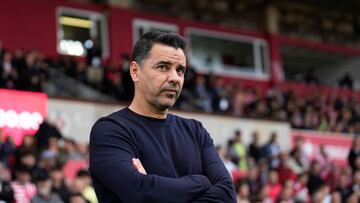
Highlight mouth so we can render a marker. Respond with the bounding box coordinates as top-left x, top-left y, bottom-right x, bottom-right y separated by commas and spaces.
162, 89, 178, 94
